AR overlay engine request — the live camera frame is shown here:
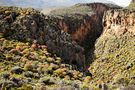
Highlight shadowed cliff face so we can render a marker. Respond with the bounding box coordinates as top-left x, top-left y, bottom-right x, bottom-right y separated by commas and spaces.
2, 3, 135, 90
49, 3, 121, 66
50, 3, 121, 43
89, 9, 135, 87
0, 3, 121, 70
0, 7, 85, 70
